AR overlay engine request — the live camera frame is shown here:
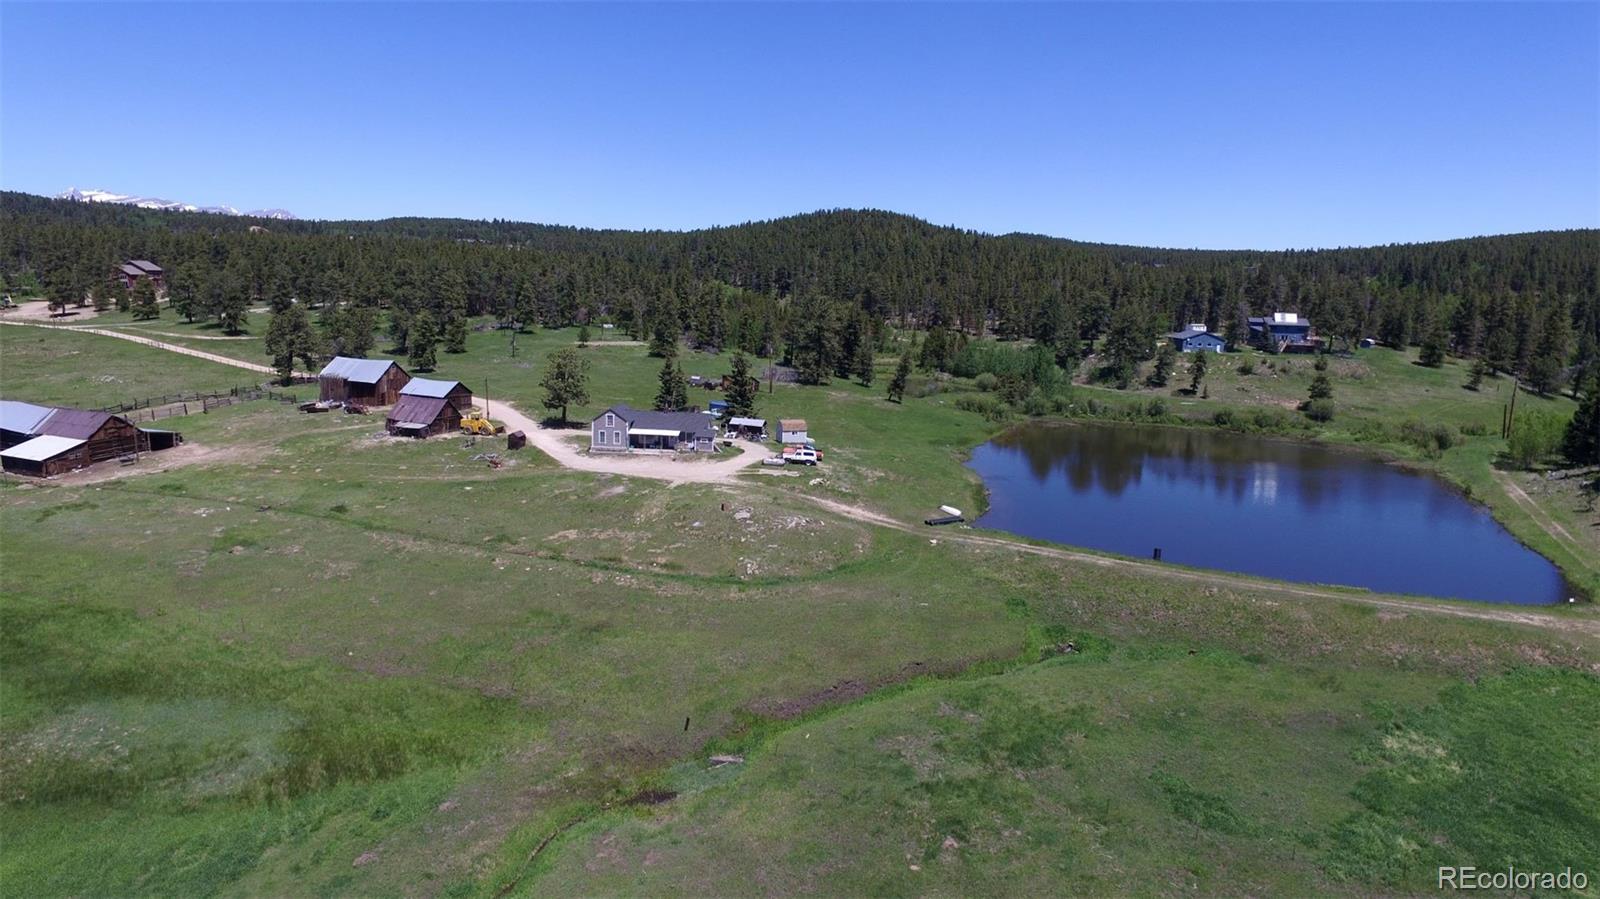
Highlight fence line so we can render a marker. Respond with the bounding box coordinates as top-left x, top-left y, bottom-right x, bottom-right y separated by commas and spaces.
98, 386, 304, 421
